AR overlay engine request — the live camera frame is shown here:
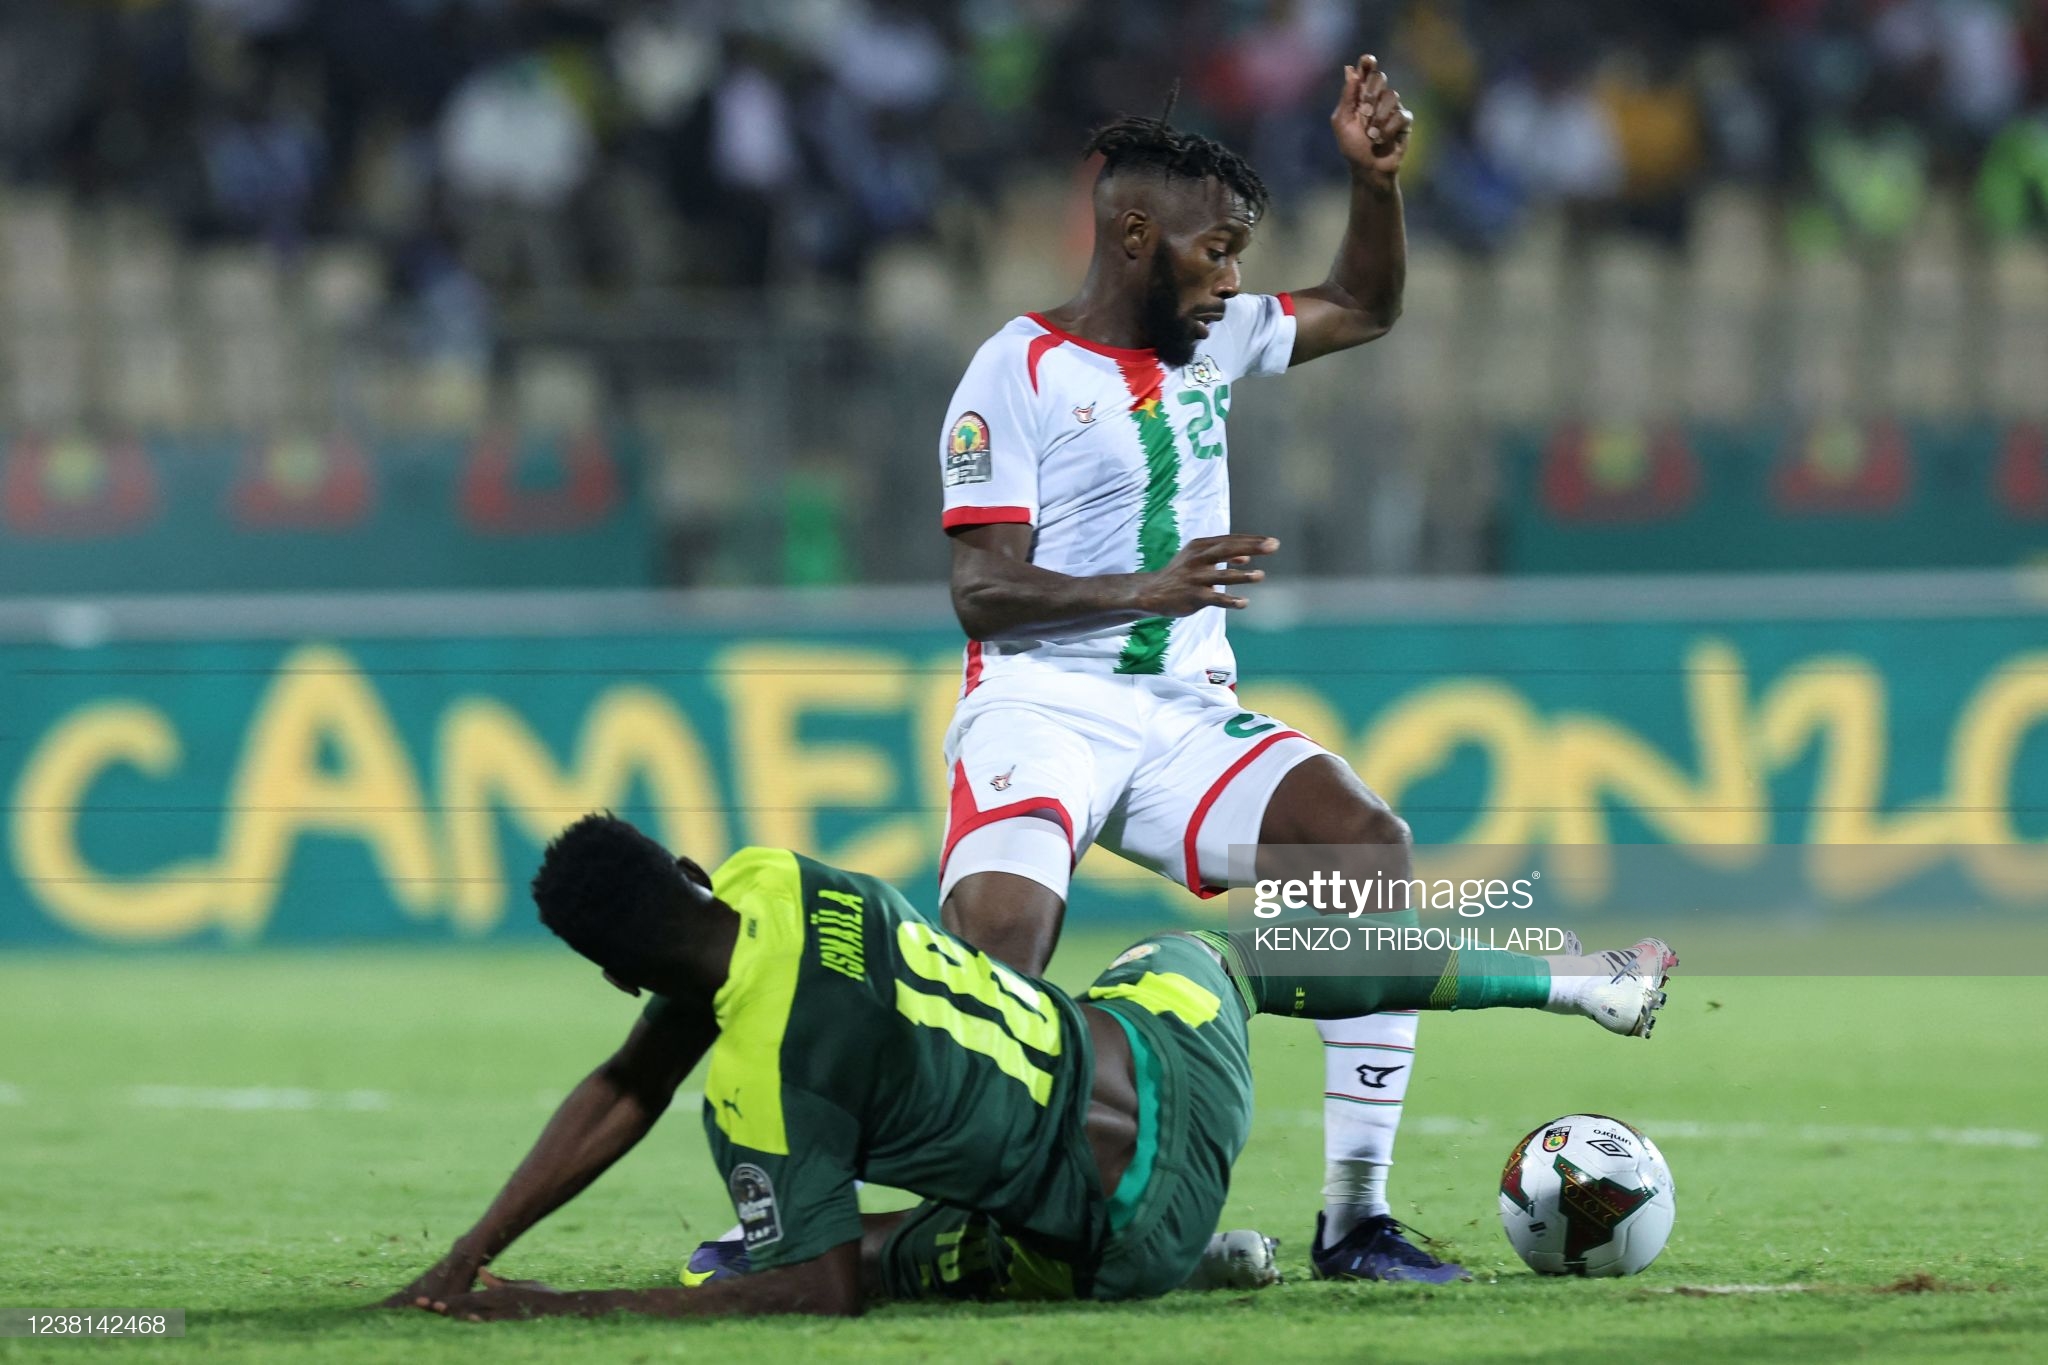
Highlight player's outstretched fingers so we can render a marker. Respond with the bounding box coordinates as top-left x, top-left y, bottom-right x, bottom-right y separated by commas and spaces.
1184, 533, 1280, 562
1207, 571, 1261, 608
